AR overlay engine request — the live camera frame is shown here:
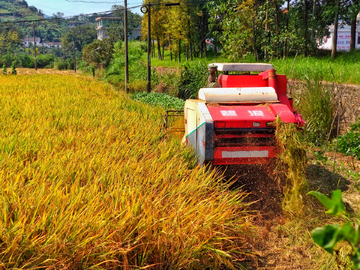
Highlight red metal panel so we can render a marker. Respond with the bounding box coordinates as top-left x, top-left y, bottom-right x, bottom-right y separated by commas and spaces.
218, 74, 268, 88
208, 105, 276, 128
275, 75, 293, 111
268, 104, 296, 123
